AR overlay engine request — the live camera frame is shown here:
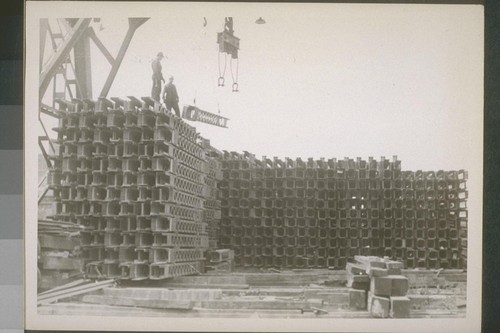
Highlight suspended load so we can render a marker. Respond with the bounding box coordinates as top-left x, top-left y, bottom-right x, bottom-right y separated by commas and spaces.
182, 105, 229, 128
217, 17, 240, 92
